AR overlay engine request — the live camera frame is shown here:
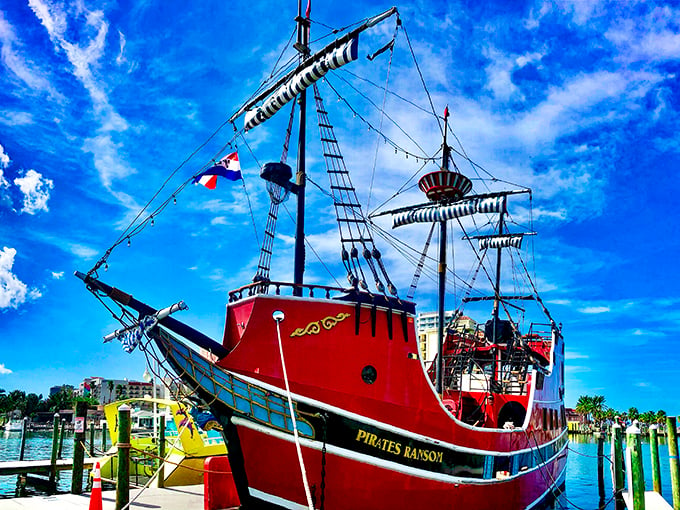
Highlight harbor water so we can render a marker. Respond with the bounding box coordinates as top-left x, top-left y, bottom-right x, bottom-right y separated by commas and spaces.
0, 431, 676, 508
